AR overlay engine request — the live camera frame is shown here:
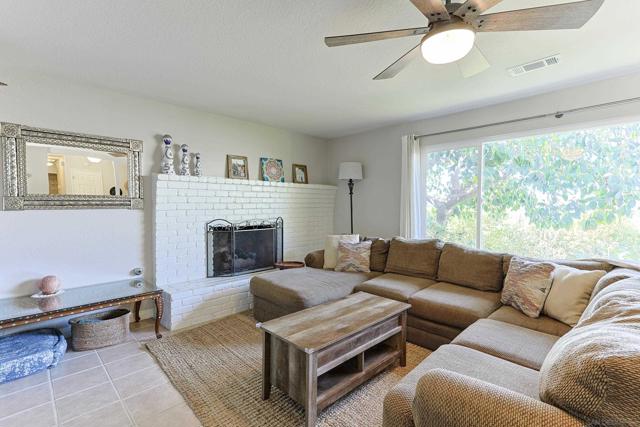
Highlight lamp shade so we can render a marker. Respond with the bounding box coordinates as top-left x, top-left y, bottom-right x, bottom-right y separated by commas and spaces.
338, 162, 363, 181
